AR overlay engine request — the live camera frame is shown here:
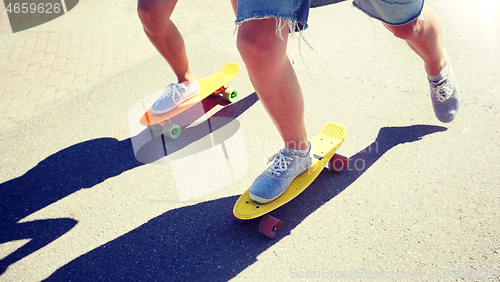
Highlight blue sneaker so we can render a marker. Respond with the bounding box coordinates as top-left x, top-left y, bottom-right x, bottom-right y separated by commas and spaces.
429, 50, 460, 123
250, 143, 312, 204
151, 81, 200, 115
